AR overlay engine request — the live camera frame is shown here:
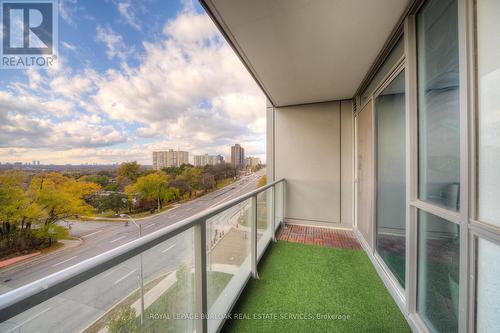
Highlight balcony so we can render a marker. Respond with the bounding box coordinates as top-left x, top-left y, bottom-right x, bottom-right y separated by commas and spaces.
0, 179, 413, 333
